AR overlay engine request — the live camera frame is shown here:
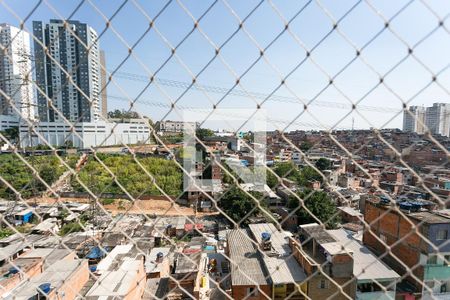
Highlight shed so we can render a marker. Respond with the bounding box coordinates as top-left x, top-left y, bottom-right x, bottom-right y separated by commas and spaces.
14, 209, 33, 223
